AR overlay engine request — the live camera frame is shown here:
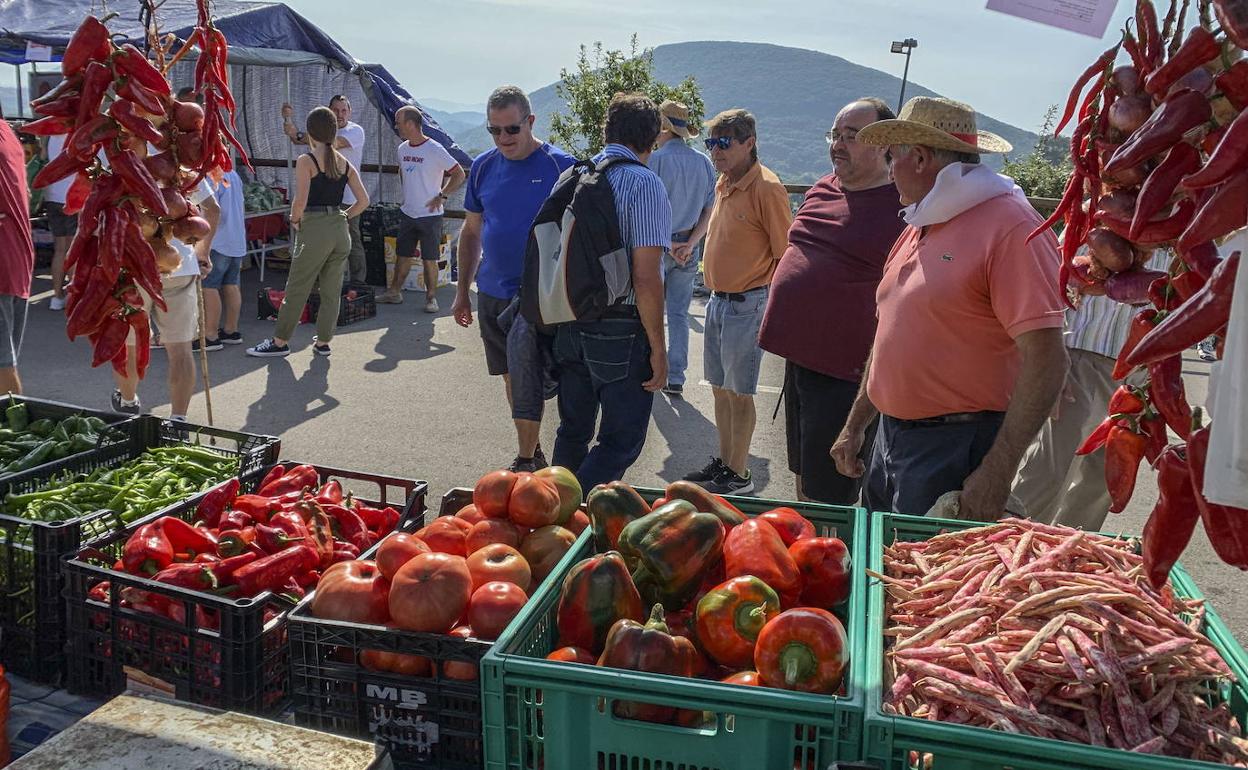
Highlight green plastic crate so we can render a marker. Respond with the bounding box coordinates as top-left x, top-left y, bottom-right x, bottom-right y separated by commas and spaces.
481, 489, 867, 770
863, 511, 1248, 770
